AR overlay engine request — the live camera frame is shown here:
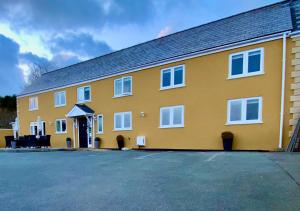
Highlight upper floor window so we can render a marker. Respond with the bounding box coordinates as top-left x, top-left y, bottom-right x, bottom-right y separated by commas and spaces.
29, 96, 38, 111
55, 119, 67, 134
227, 97, 262, 125
161, 65, 185, 90
97, 114, 103, 134
229, 48, 264, 79
54, 91, 66, 107
160, 105, 184, 128
114, 111, 132, 131
114, 76, 132, 97
77, 86, 91, 103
